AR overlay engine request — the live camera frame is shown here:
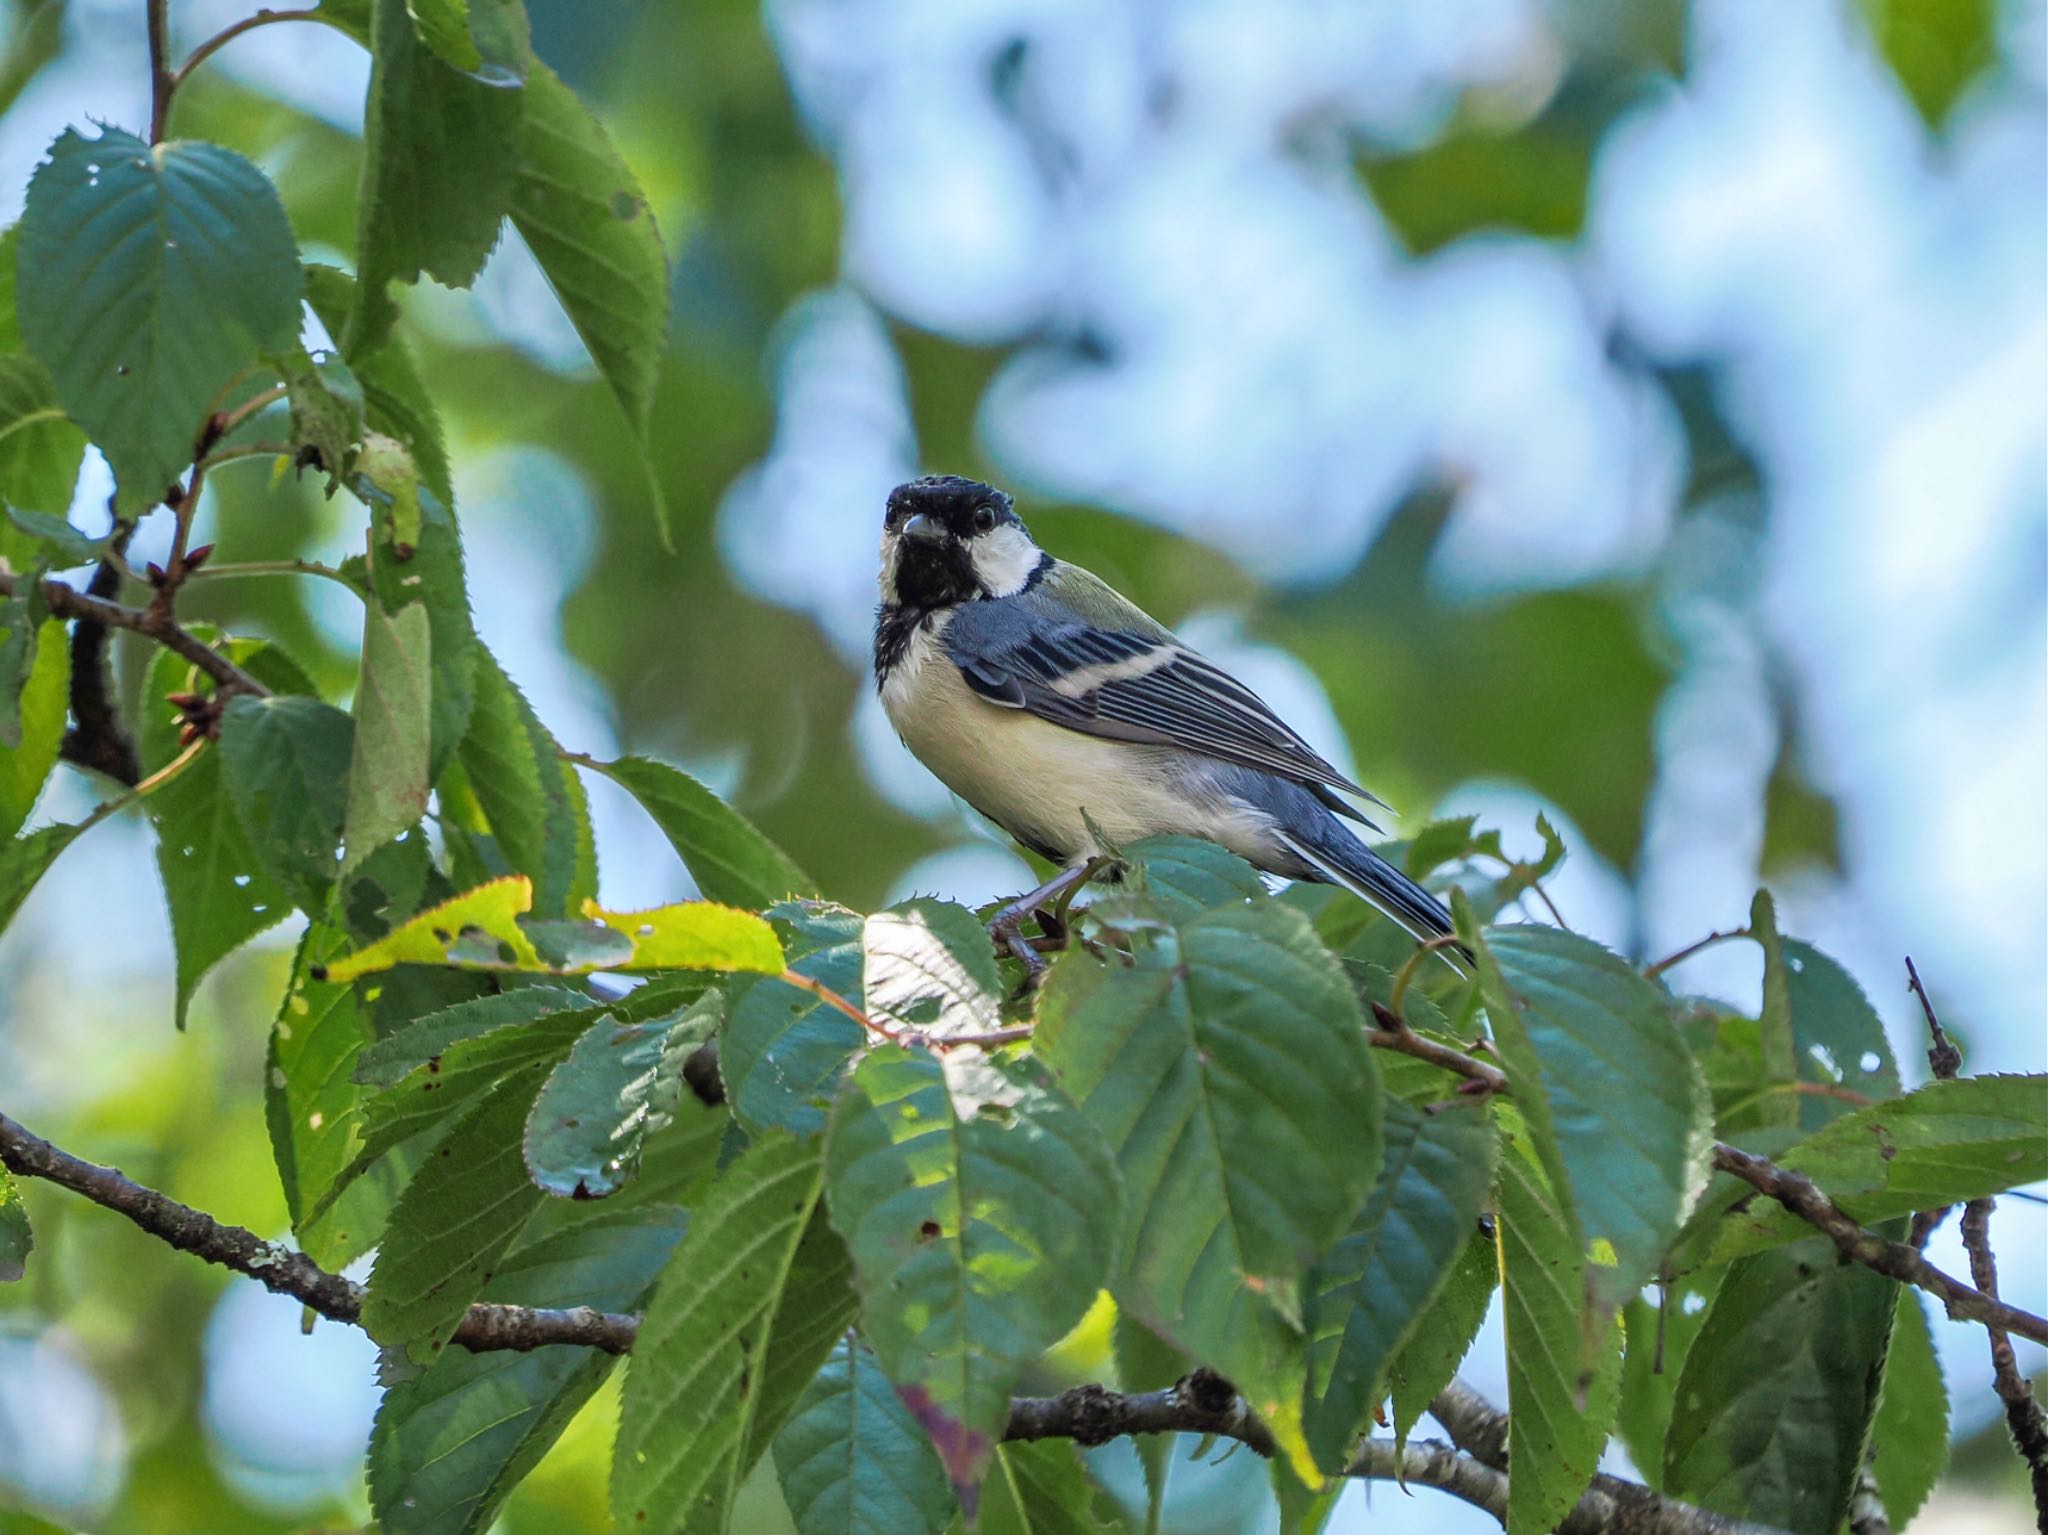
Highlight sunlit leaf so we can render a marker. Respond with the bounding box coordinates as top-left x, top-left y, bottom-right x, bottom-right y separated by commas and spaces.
723, 901, 866, 1138
315, 875, 539, 983
16, 127, 302, 509
863, 898, 1001, 1039
266, 926, 377, 1267
0, 1167, 30, 1282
